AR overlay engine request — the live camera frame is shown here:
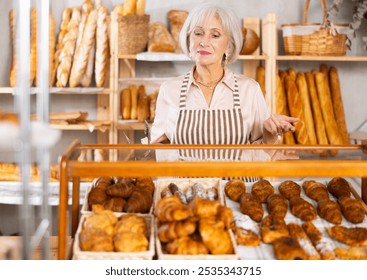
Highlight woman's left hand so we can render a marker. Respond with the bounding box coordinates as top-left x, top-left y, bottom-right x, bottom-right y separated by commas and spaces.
264, 114, 299, 136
